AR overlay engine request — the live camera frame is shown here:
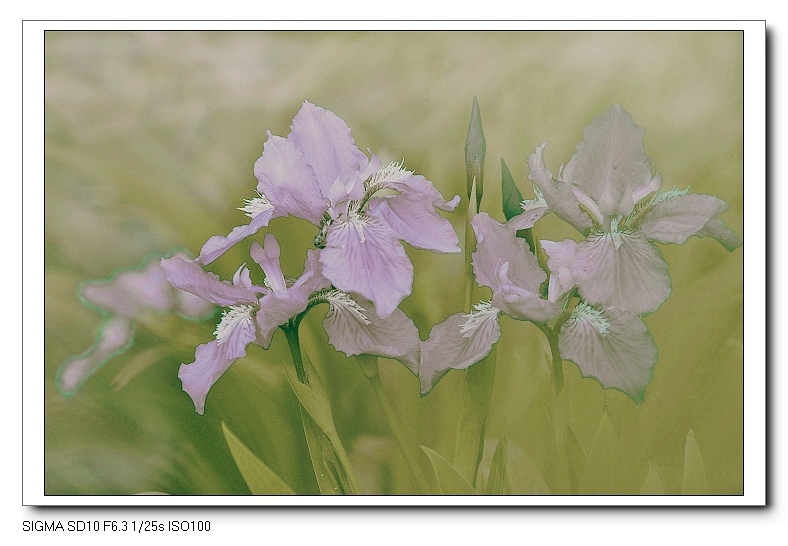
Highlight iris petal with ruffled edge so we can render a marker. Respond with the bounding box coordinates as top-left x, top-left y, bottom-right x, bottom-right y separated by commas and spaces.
320, 214, 413, 318
639, 193, 742, 249
573, 230, 671, 316
161, 256, 261, 307
178, 309, 258, 414
557, 304, 657, 403
419, 305, 501, 395
560, 104, 653, 219
323, 294, 420, 375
